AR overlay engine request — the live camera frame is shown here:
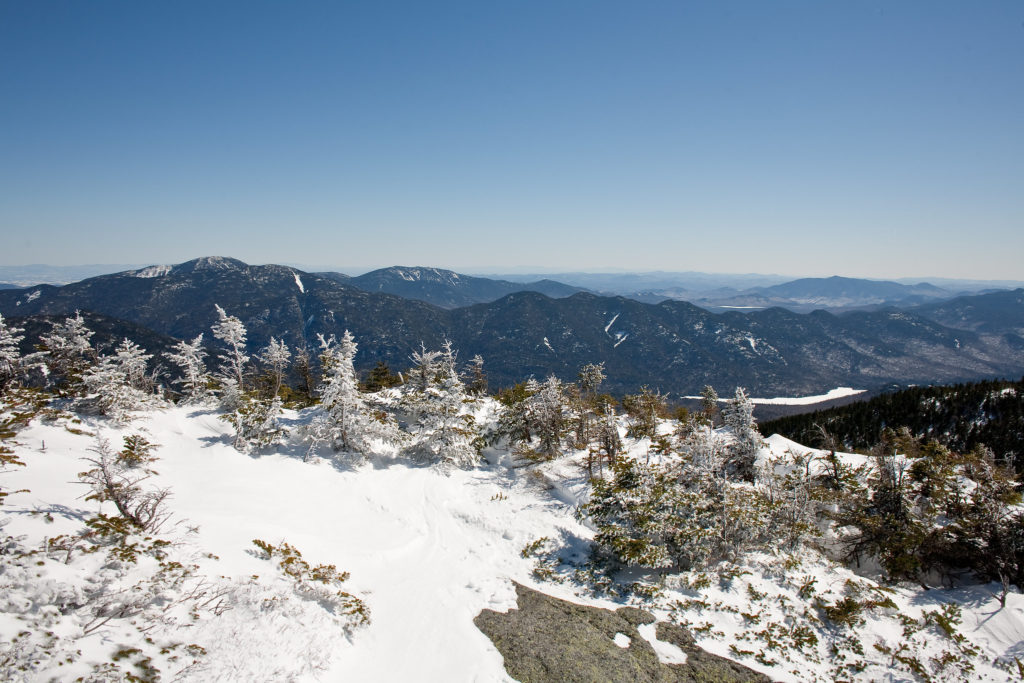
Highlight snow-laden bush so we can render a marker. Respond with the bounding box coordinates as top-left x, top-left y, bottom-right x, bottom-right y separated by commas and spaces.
221, 392, 288, 453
